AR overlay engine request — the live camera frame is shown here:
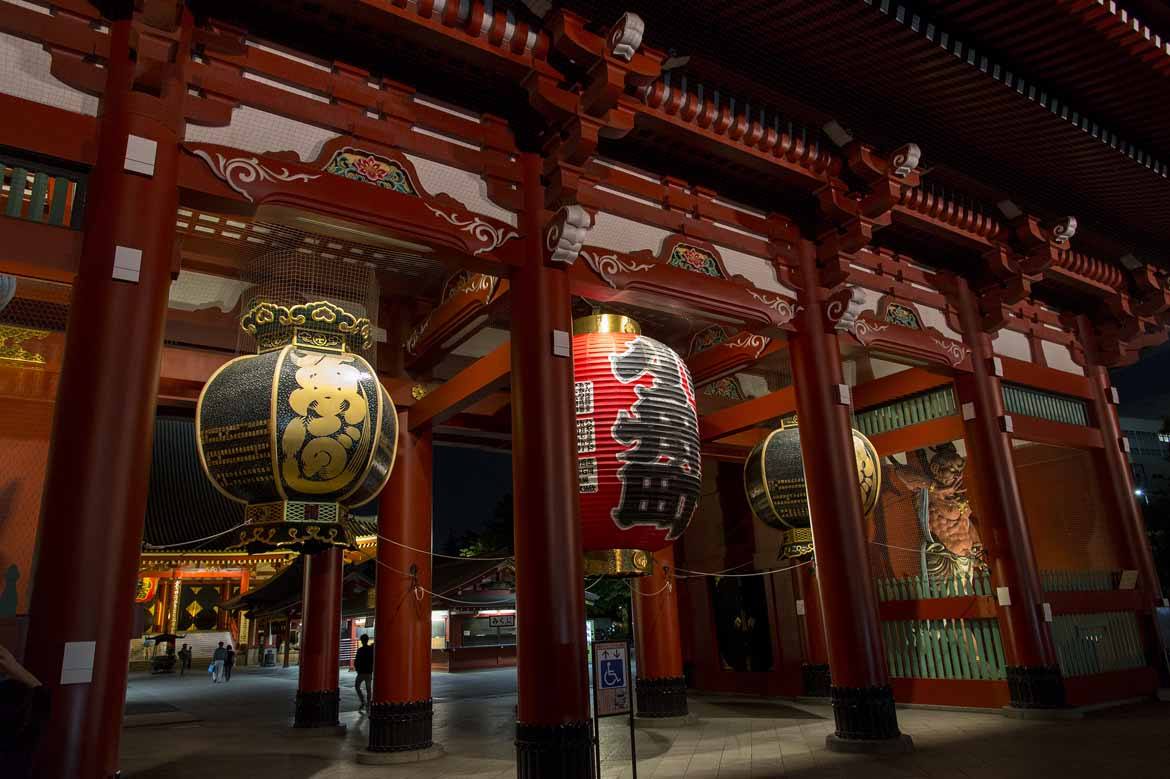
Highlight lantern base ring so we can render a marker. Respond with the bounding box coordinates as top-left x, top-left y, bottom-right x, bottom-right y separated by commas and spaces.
583, 548, 652, 577
228, 501, 354, 552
